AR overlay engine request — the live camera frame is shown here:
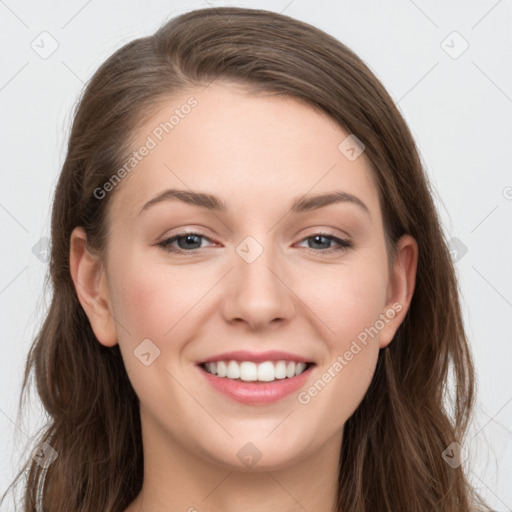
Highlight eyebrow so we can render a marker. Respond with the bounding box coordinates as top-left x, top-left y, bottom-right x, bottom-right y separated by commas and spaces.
139, 188, 371, 217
